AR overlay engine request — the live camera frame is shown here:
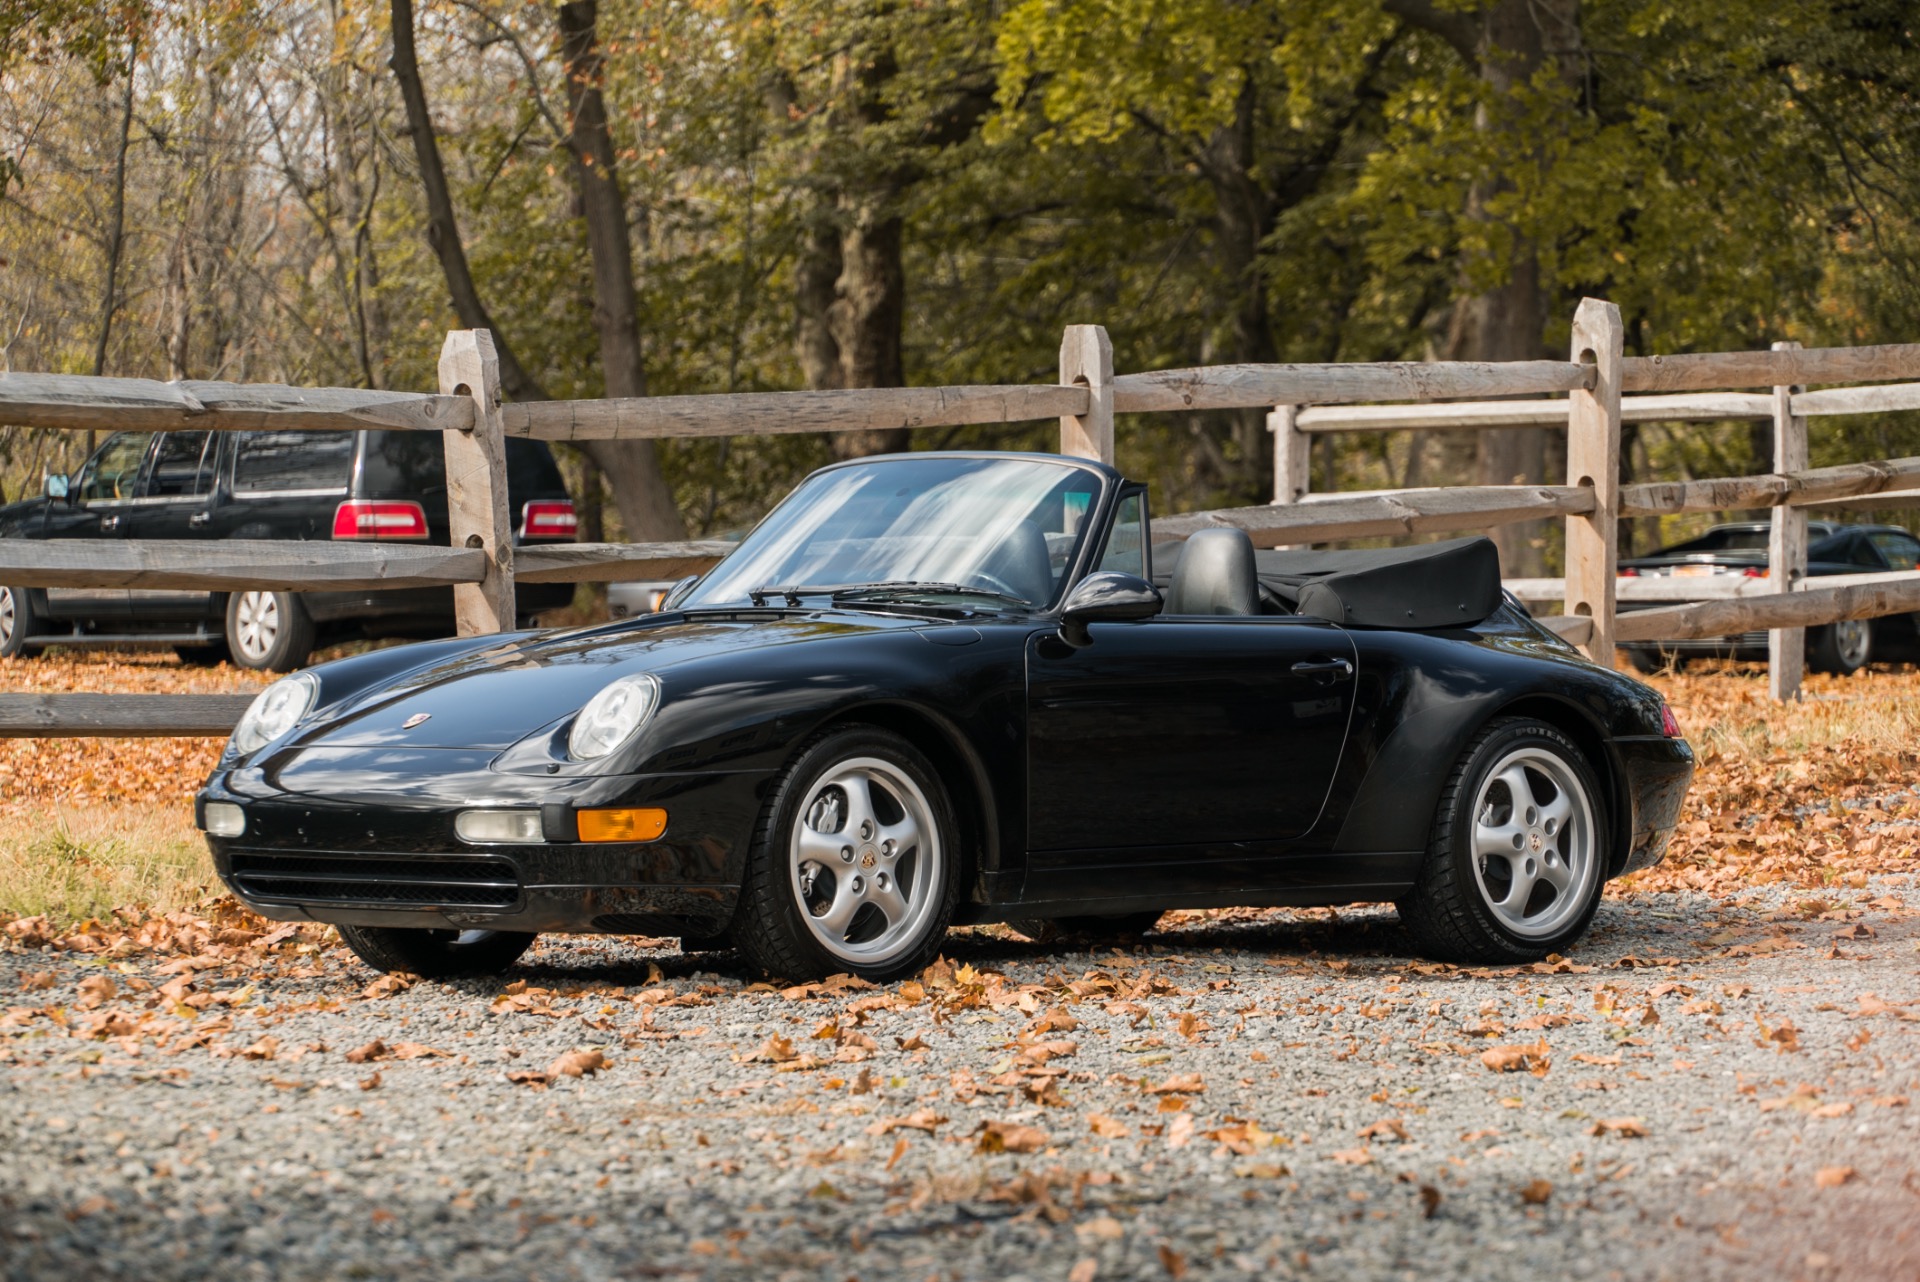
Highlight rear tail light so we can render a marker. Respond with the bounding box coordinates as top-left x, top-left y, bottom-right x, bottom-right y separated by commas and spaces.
1659, 703, 1682, 737
522, 500, 578, 540
332, 500, 429, 540
1742, 566, 1766, 578
1618, 567, 1639, 577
